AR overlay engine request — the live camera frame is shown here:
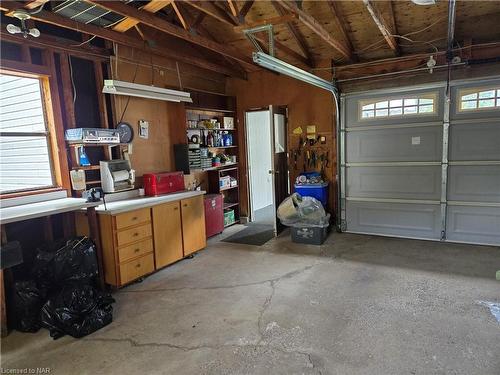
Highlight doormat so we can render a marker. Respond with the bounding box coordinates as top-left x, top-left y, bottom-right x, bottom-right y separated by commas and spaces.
222, 224, 275, 246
